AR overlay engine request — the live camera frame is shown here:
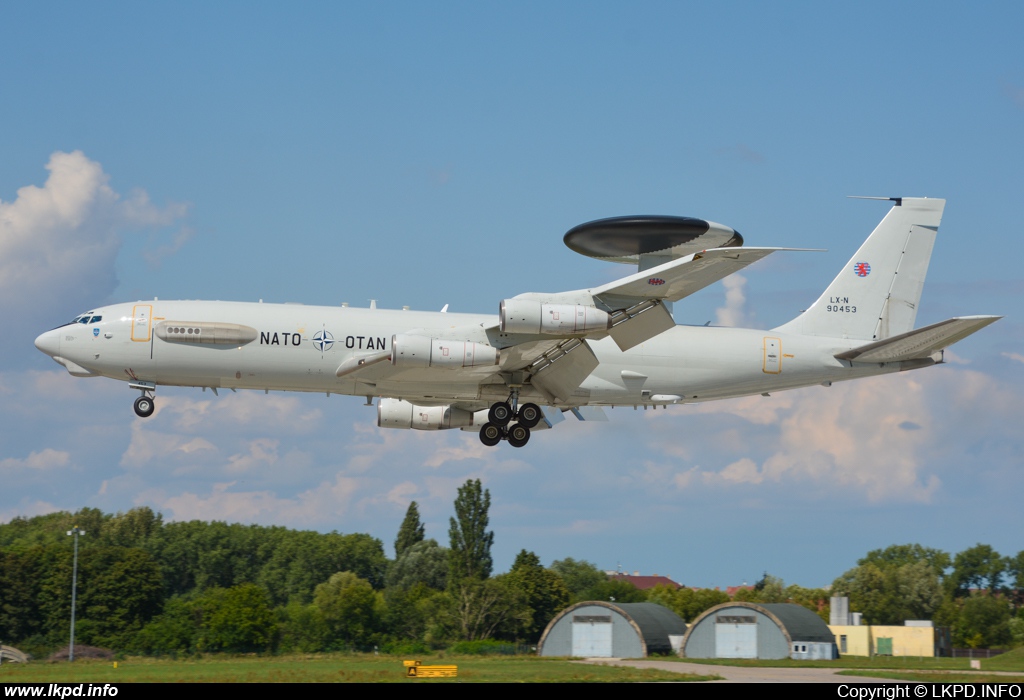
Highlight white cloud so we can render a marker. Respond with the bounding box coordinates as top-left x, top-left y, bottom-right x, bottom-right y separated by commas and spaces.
1002, 352, 1024, 364
154, 474, 362, 527
0, 500, 62, 524
642, 372, 982, 503
385, 481, 419, 505
120, 421, 217, 468
0, 448, 71, 471
143, 226, 196, 267
161, 392, 323, 434
1, 151, 187, 359
715, 274, 751, 328
713, 457, 763, 485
